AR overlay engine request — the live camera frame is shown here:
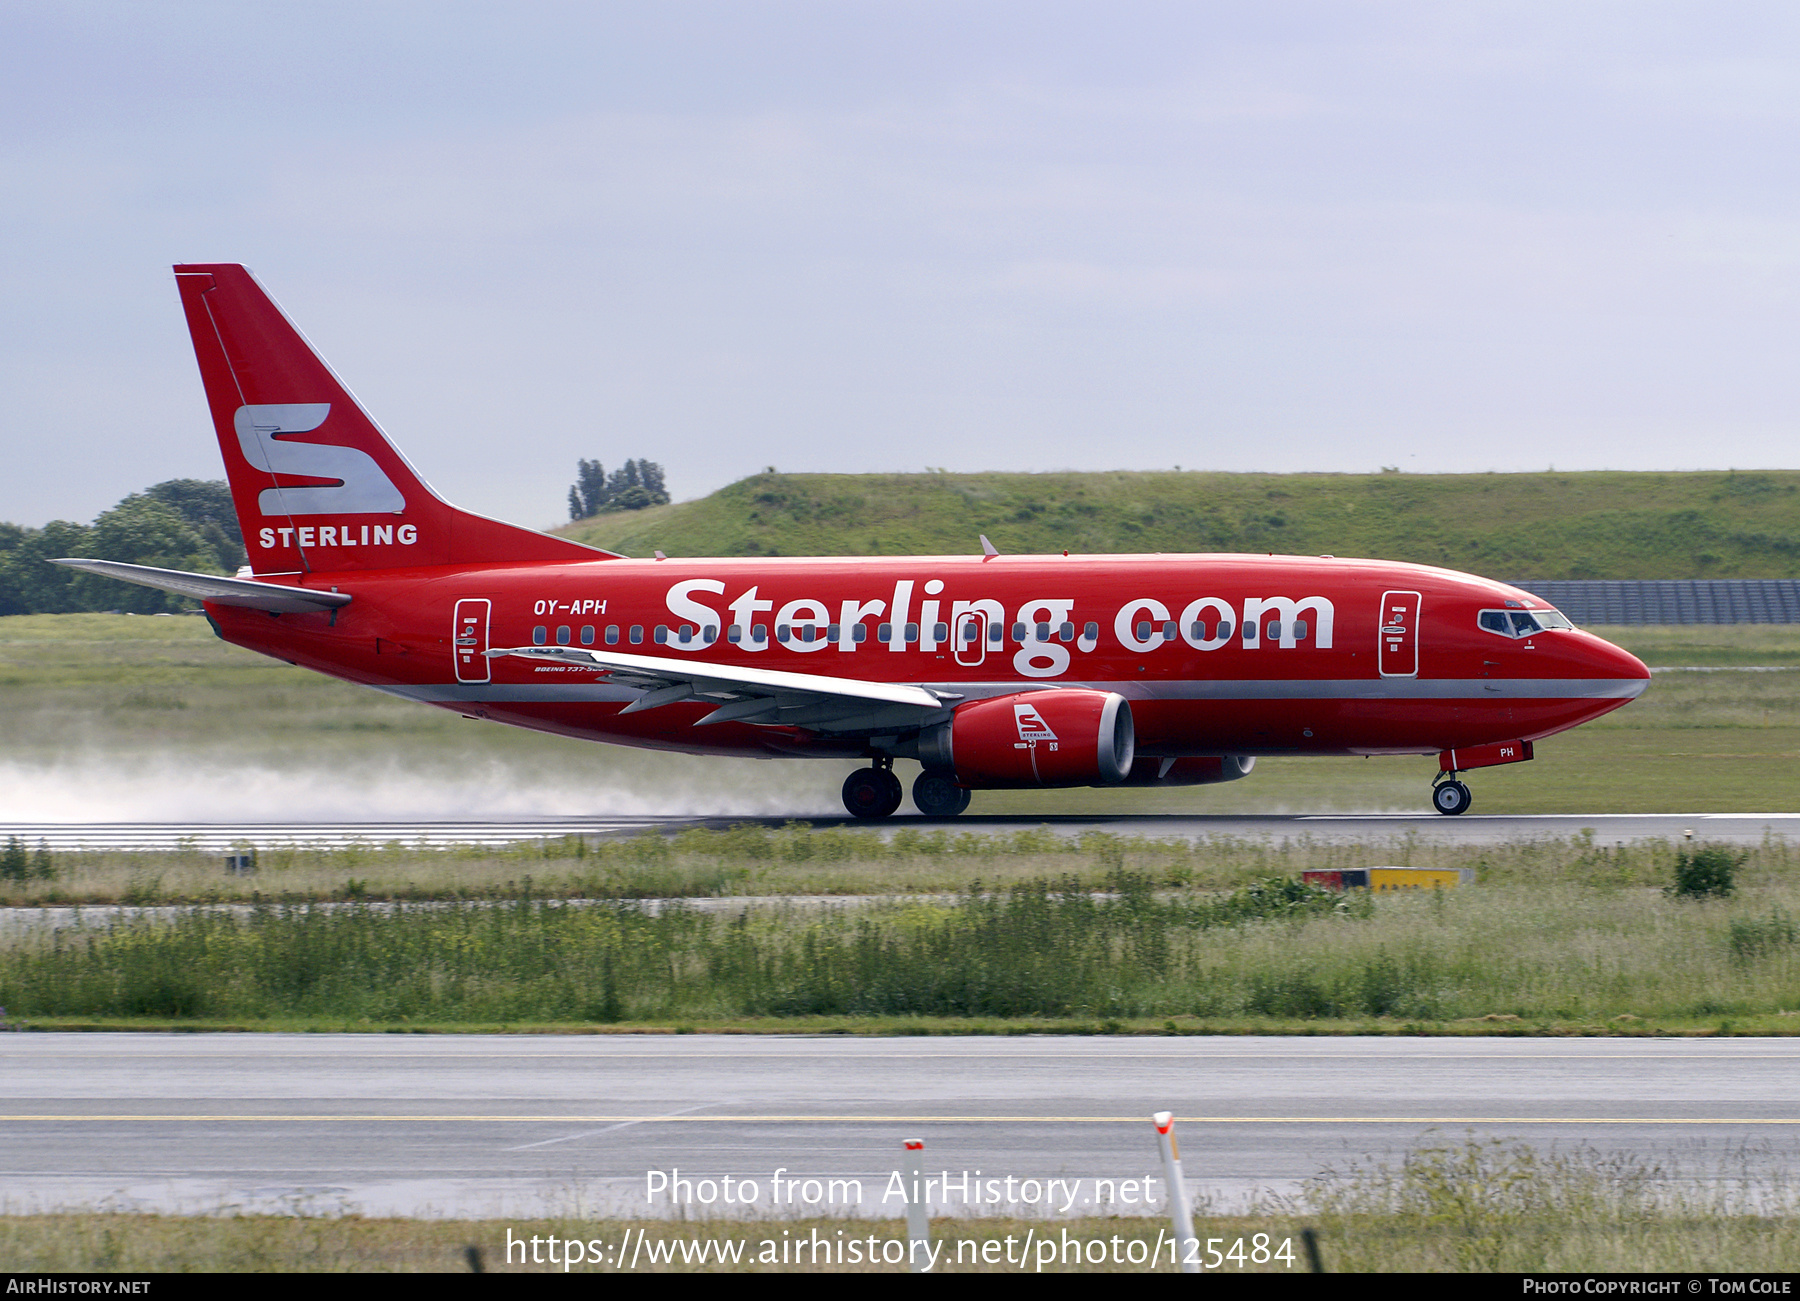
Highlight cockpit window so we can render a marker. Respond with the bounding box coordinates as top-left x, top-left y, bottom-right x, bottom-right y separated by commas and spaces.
1479, 607, 1573, 638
